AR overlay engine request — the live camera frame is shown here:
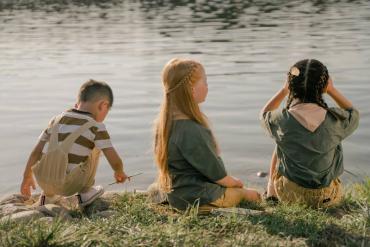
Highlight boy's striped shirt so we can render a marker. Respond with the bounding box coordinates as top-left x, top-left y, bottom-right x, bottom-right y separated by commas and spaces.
39, 109, 113, 171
